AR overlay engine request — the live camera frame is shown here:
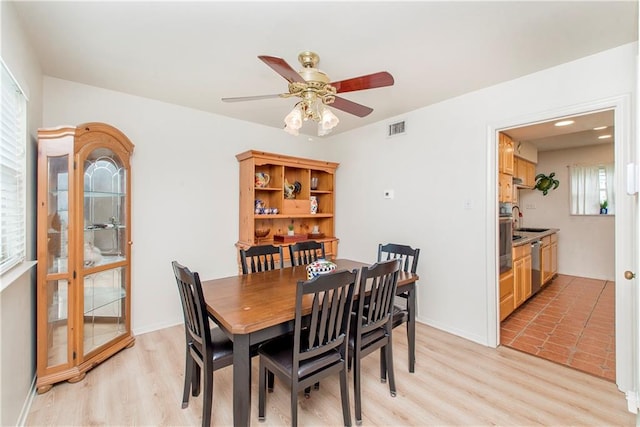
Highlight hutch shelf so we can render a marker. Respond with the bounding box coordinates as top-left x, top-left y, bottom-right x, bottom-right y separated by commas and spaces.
36, 123, 135, 393
236, 150, 339, 263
